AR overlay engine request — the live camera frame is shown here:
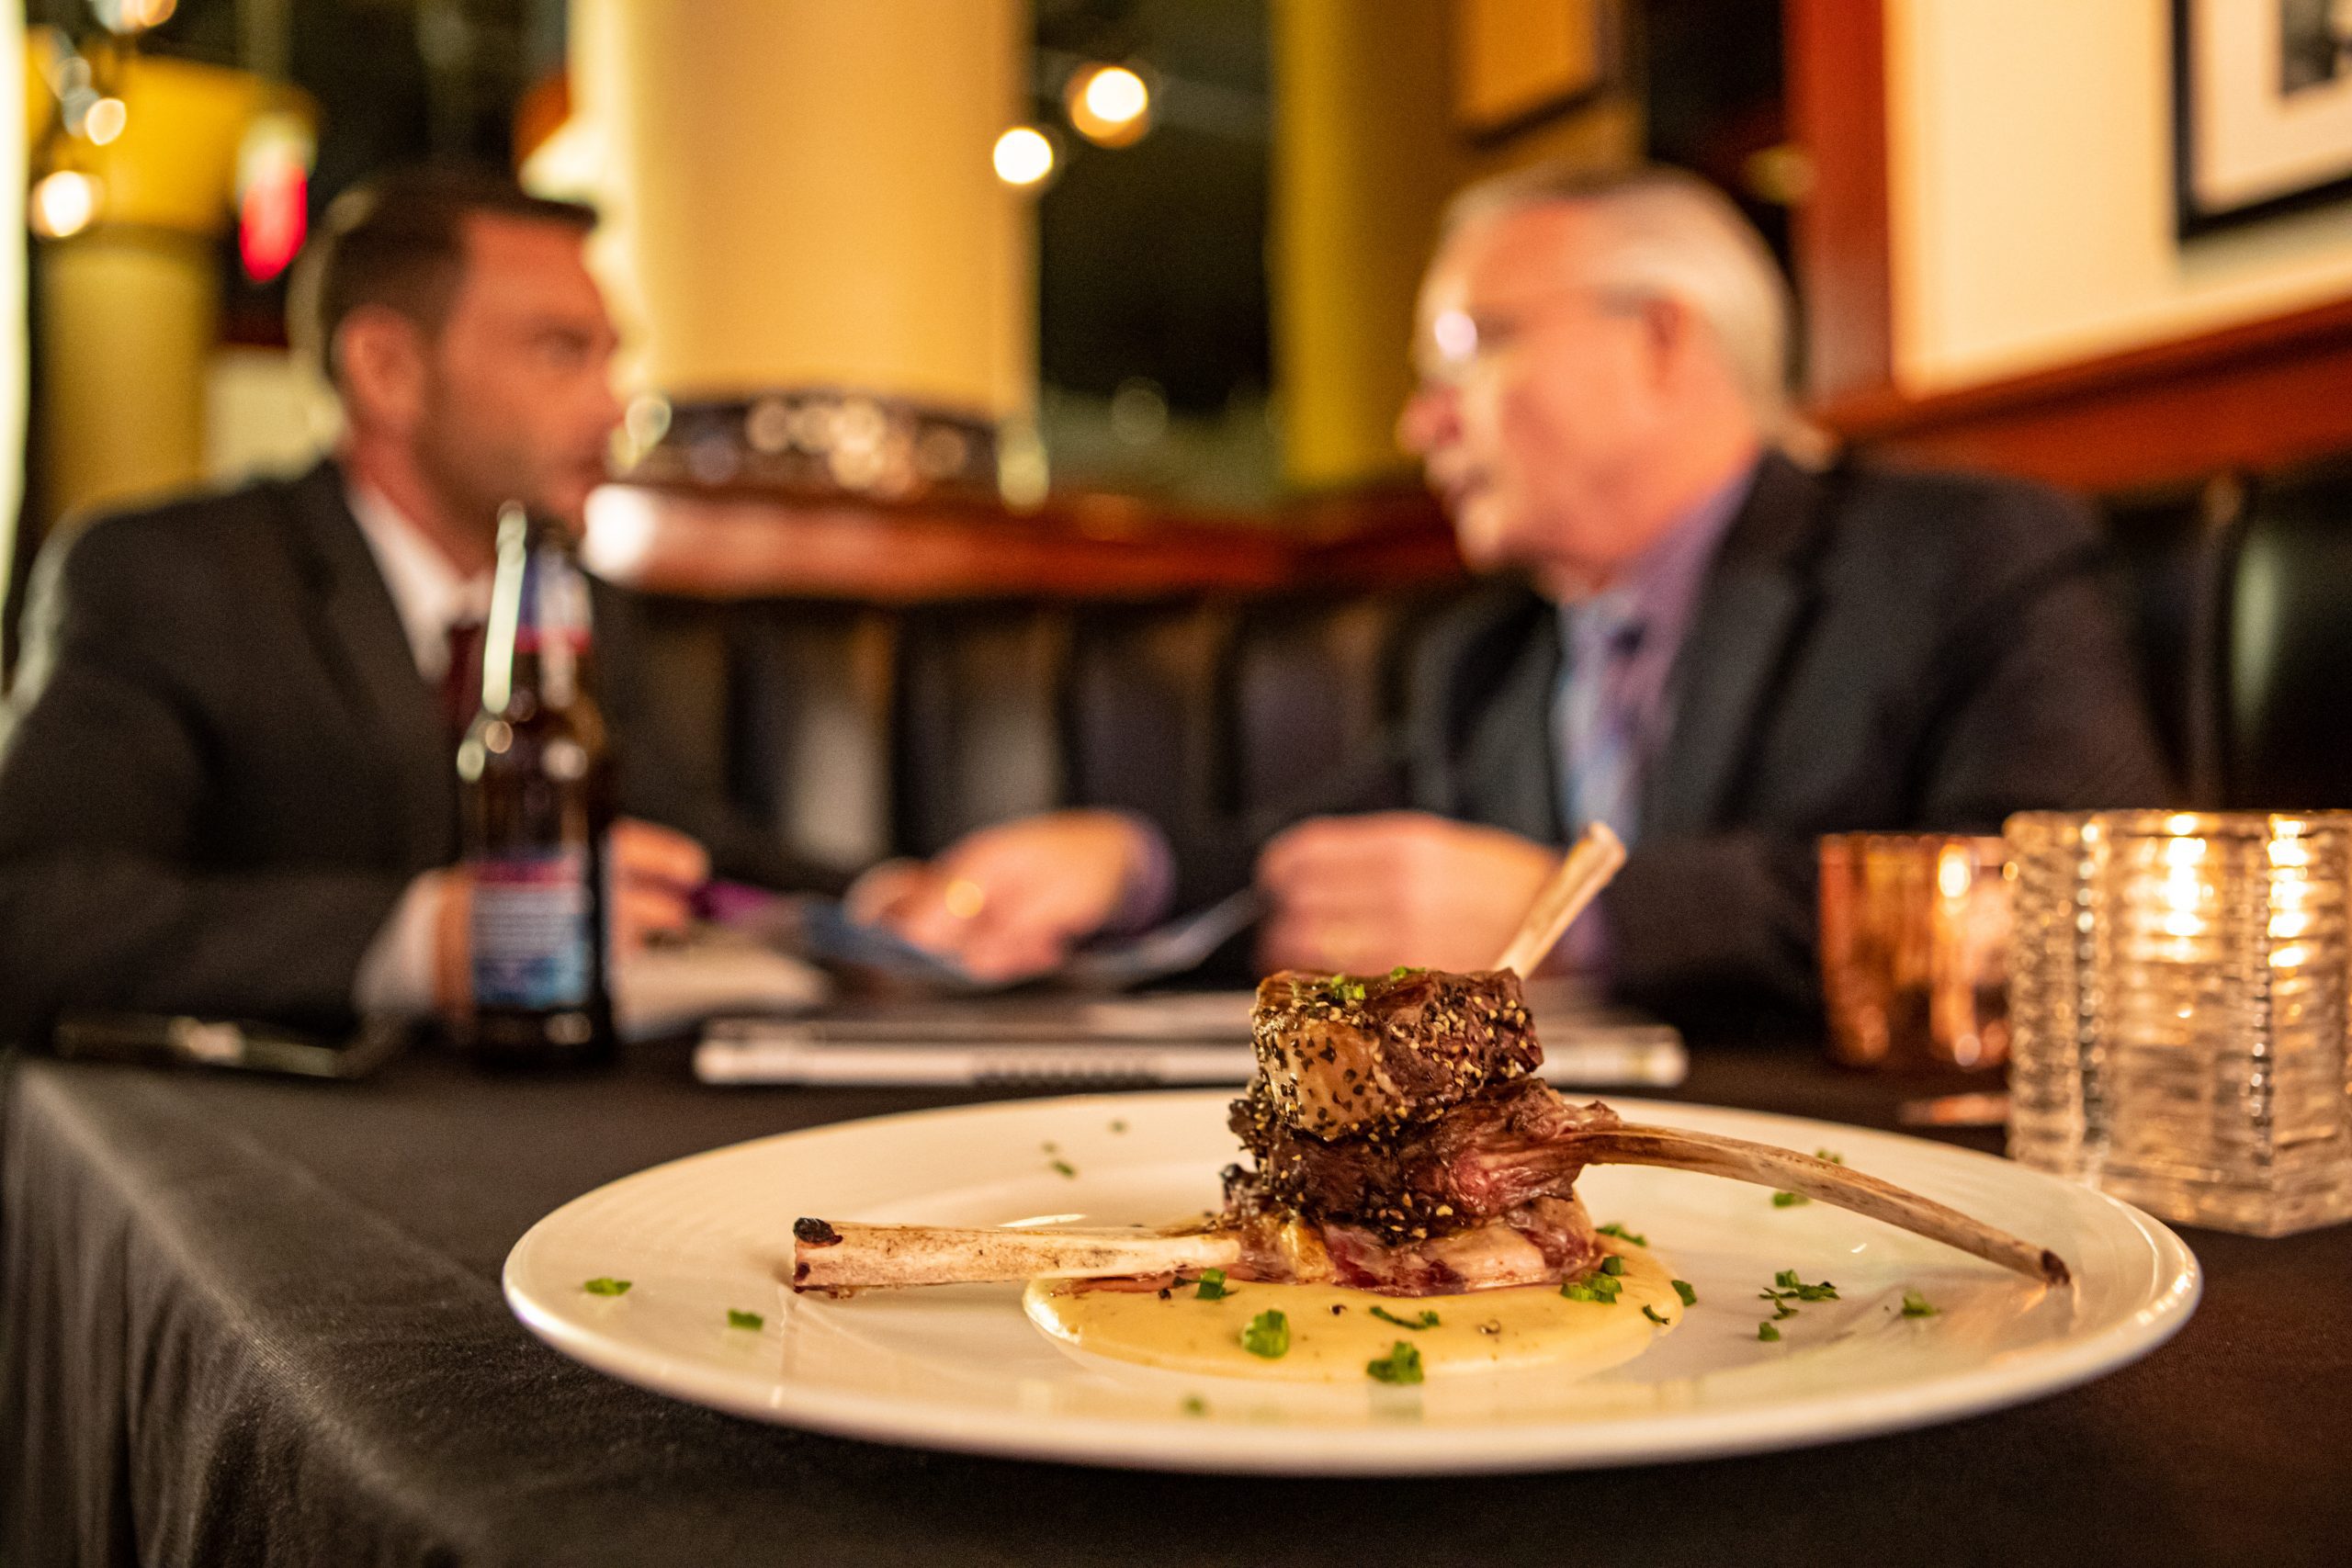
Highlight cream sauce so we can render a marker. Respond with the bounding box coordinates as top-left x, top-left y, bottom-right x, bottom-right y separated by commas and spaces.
1024, 1242, 1681, 1382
